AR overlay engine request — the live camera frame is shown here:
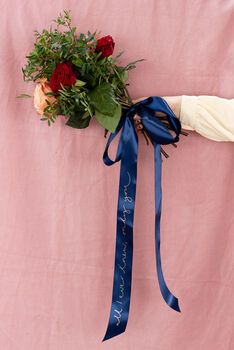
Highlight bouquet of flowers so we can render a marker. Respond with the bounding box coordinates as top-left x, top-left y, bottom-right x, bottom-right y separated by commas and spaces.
19, 10, 144, 134
19, 10, 185, 342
